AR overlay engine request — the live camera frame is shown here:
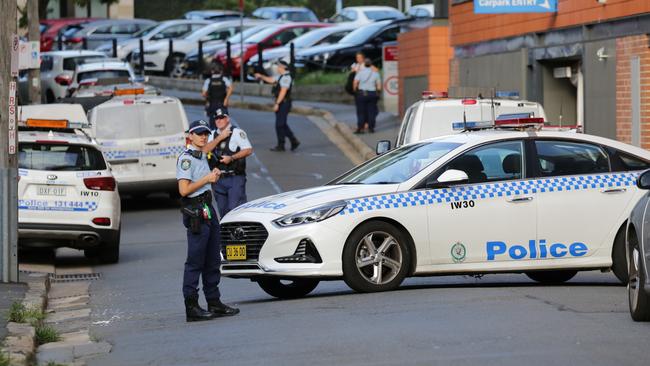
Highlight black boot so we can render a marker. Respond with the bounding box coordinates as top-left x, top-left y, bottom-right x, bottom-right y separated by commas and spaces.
290, 138, 300, 151
270, 145, 285, 152
207, 298, 240, 317
185, 296, 215, 322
